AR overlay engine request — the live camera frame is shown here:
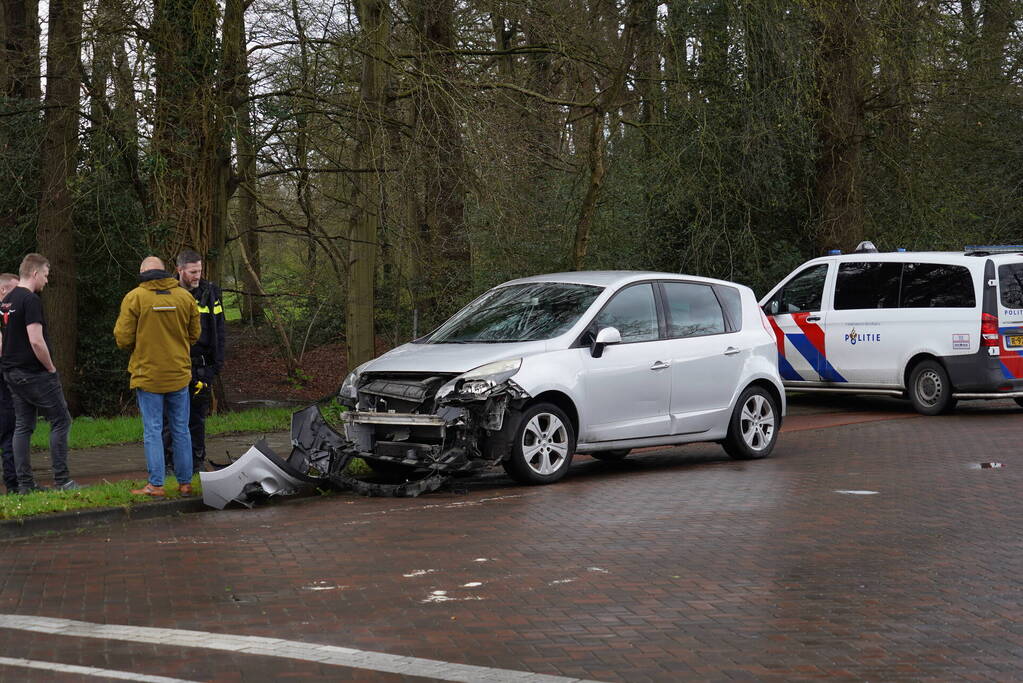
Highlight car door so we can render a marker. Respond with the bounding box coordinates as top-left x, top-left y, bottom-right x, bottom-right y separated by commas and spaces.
577, 283, 673, 442
762, 263, 837, 383
660, 281, 744, 434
